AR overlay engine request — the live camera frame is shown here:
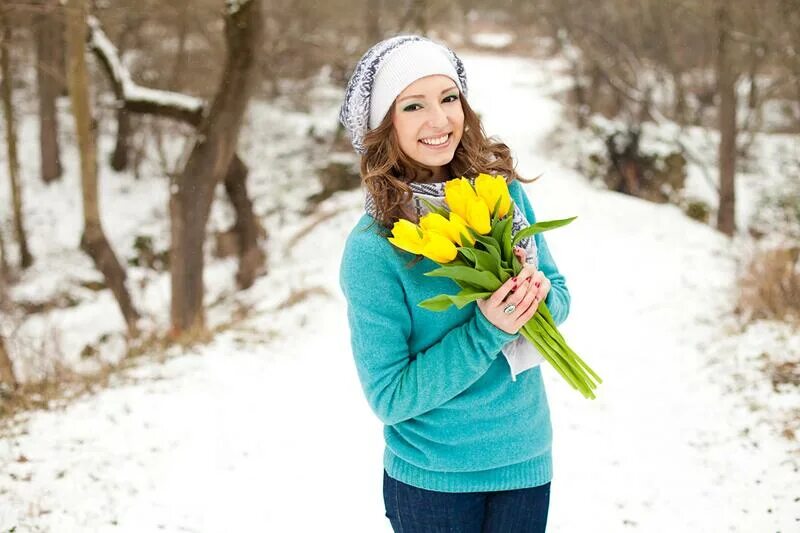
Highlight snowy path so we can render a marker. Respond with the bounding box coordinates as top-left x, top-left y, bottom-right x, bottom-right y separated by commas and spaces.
1, 53, 796, 532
